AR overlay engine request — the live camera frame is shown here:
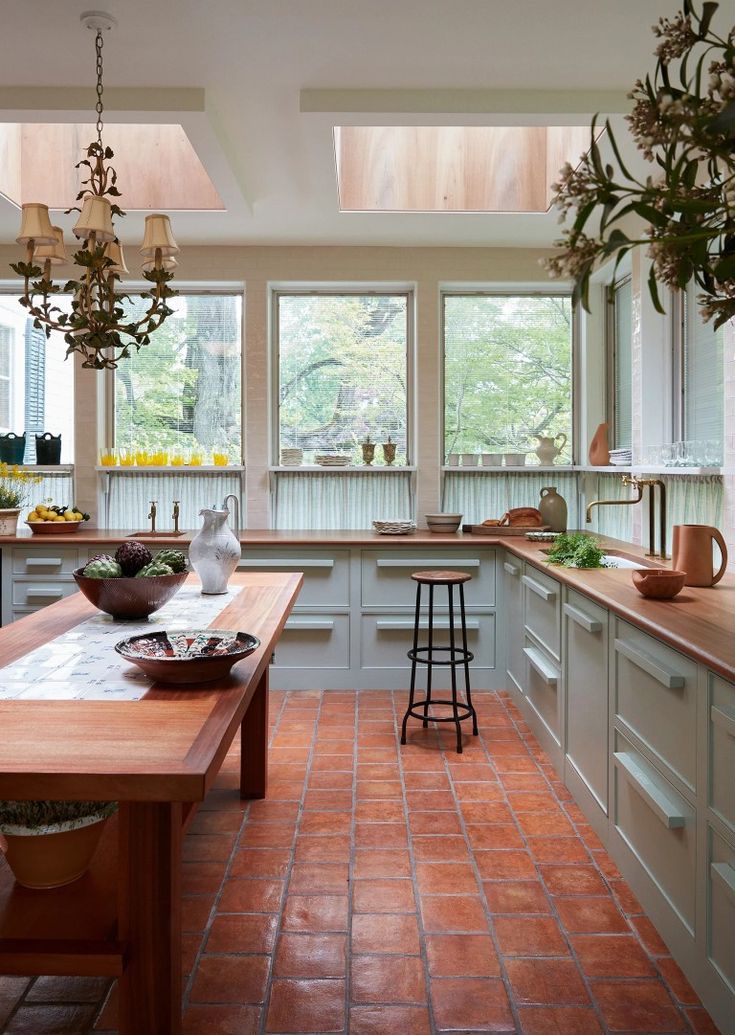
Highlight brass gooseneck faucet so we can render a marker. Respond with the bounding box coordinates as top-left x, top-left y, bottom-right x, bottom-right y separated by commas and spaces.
585, 475, 668, 559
